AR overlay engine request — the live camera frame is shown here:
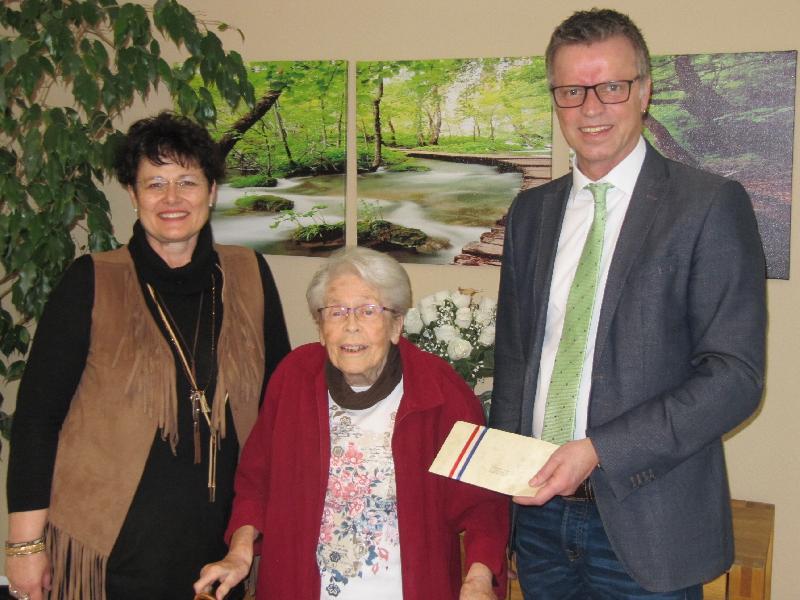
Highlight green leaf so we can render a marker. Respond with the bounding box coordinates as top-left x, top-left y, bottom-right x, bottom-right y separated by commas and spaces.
10, 36, 29, 61
7, 360, 27, 382
114, 3, 133, 41
16, 53, 43, 98
176, 82, 198, 115
74, 70, 100, 111
0, 411, 13, 442
195, 87, 217, 123
21, 127, 43, 177
16, 326, 30, 352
